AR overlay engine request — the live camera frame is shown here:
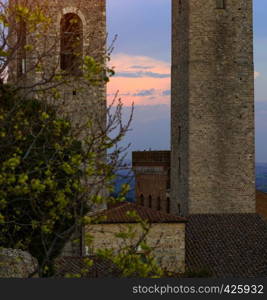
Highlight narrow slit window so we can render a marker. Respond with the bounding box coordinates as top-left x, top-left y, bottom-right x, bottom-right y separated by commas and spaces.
167, 168, 171, 189
179, 157, 181, 177
179, 0, 182, 14
166, 197, 170, 213
60, 13, 83, 75
140, 194, 144, 206
216, 0, 225, 9
21, 59, 26, 74
178, 126, 181, 144
148, 195, 152, 208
